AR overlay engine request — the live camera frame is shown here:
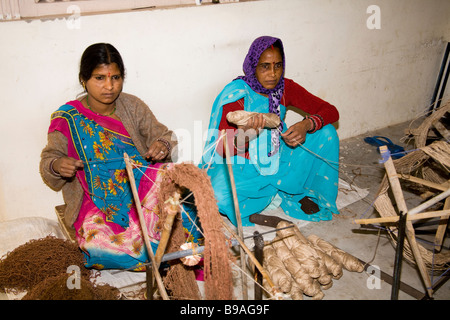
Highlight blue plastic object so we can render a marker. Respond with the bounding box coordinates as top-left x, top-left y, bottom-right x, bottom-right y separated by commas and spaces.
363, 136, 405, 159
